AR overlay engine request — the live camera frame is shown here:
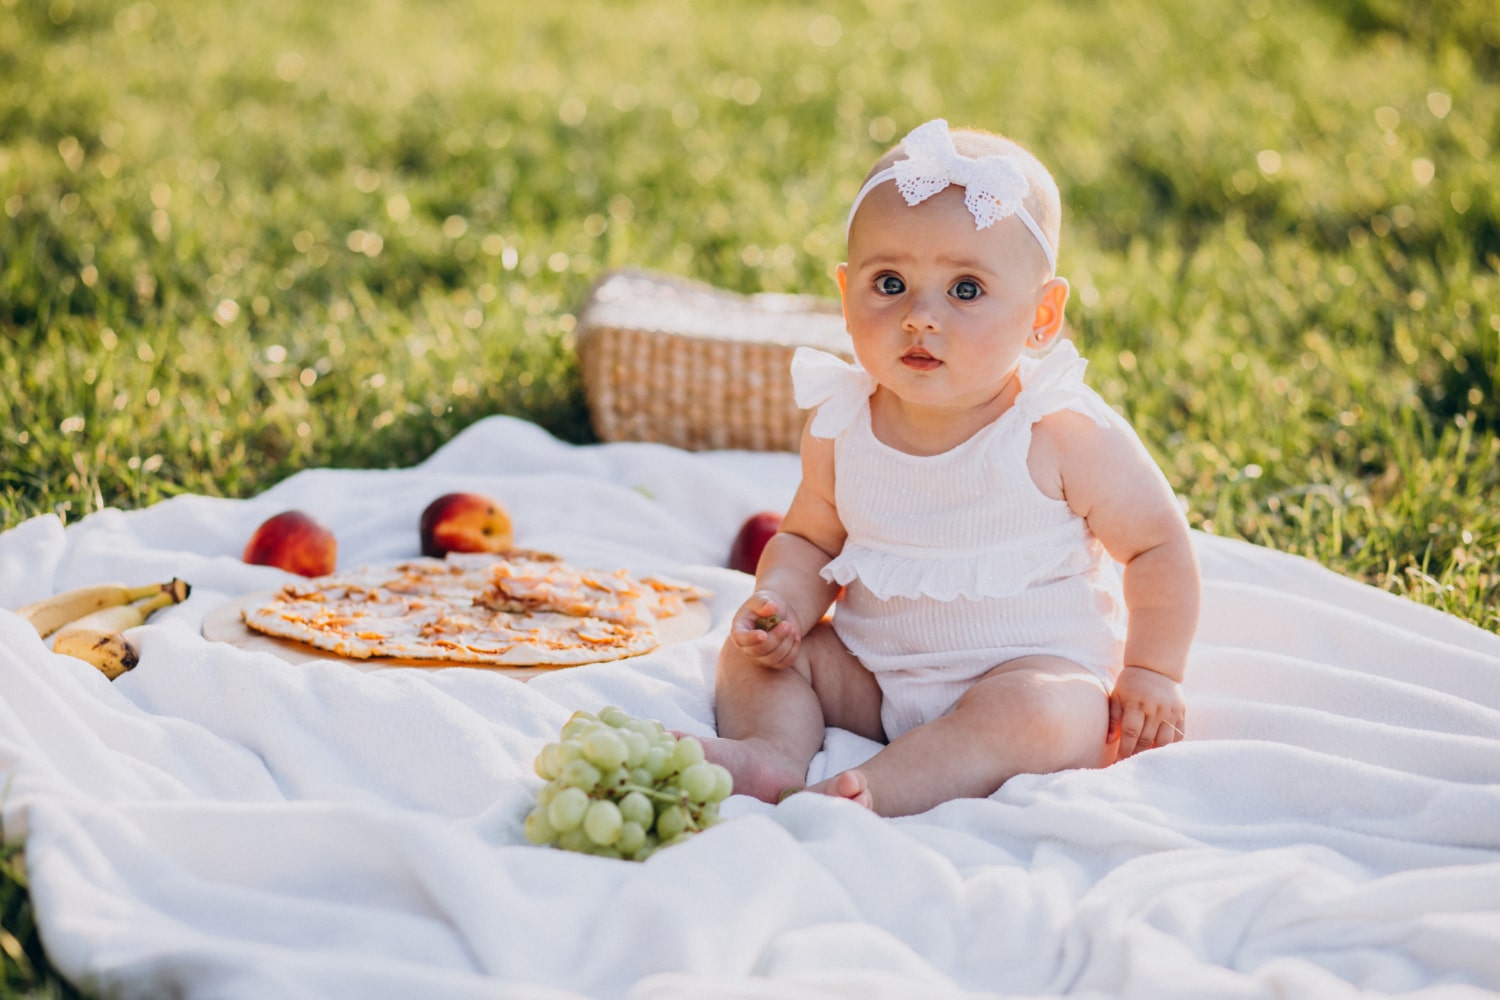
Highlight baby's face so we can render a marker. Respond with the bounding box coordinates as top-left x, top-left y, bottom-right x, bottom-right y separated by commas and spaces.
840, 182, 1053, 415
